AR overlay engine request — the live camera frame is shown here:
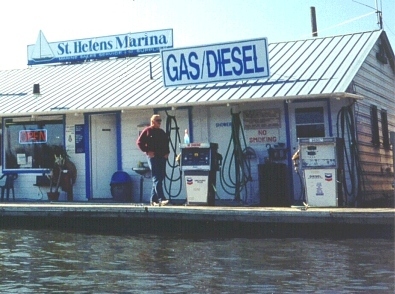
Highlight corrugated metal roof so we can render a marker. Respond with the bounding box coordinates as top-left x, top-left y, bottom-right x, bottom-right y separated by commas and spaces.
0, 30, 384, 116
